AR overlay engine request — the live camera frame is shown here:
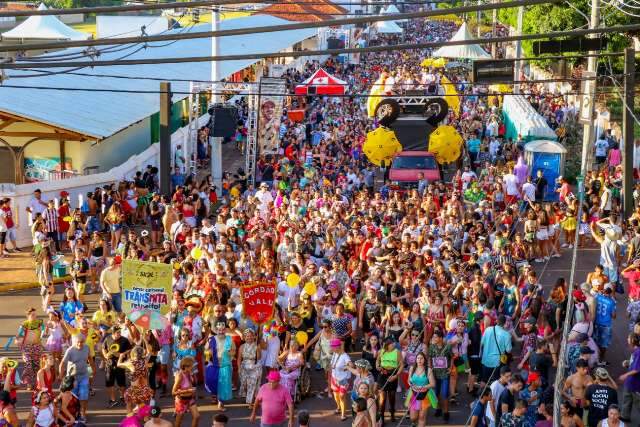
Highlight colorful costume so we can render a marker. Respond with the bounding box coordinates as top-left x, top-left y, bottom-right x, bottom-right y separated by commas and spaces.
18, 320, 44, 389
204, 335, 233, 402
124, 359, 153, 406
238, 342, 262, 404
